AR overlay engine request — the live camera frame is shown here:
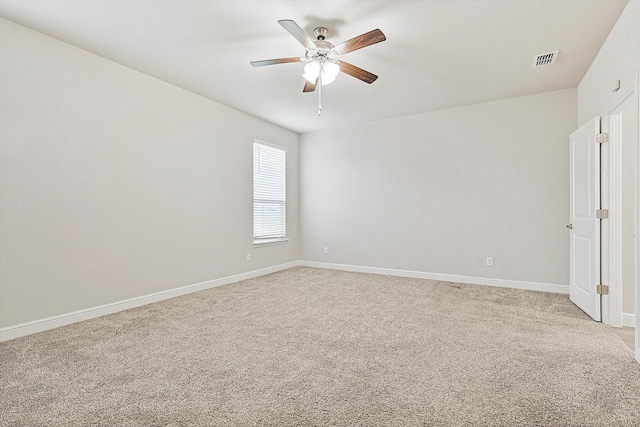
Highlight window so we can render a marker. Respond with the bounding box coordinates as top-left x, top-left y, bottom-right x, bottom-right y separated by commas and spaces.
253, 141, 286, 245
